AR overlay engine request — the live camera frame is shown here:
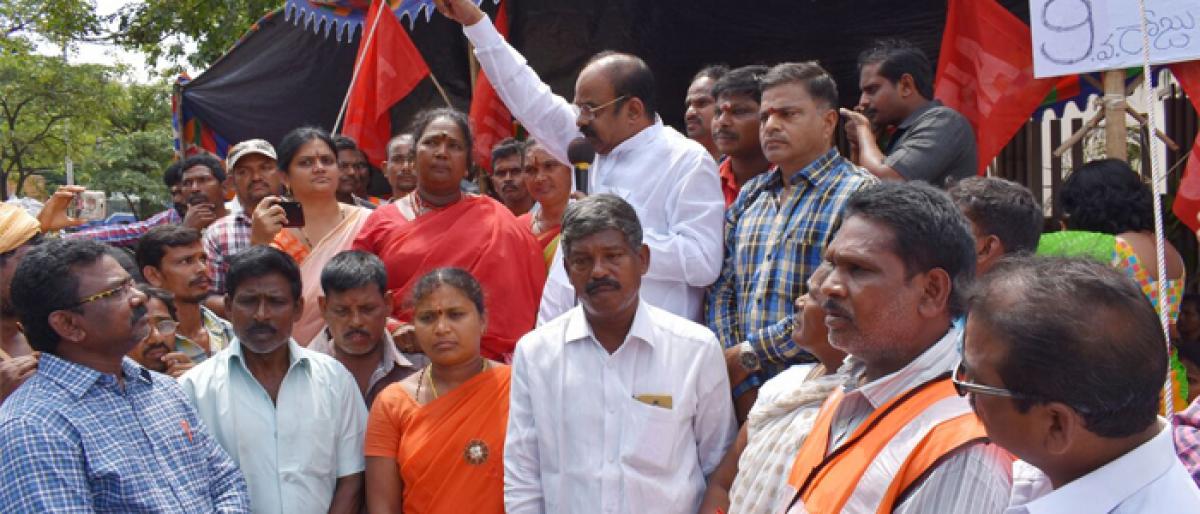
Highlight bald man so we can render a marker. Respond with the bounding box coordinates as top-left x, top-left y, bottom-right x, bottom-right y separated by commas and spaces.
437, 0, 724, 325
